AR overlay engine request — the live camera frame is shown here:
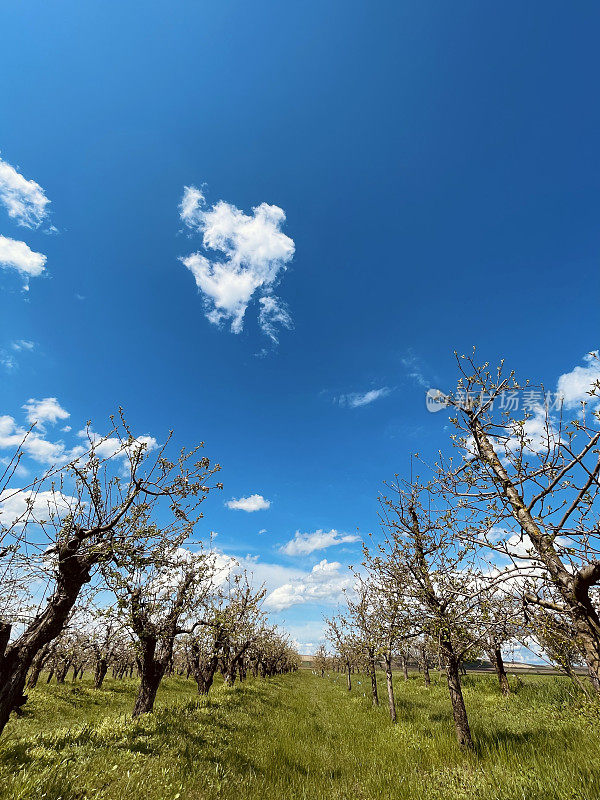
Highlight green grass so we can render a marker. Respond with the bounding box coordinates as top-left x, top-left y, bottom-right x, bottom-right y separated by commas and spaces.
1, 670, 599, 800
